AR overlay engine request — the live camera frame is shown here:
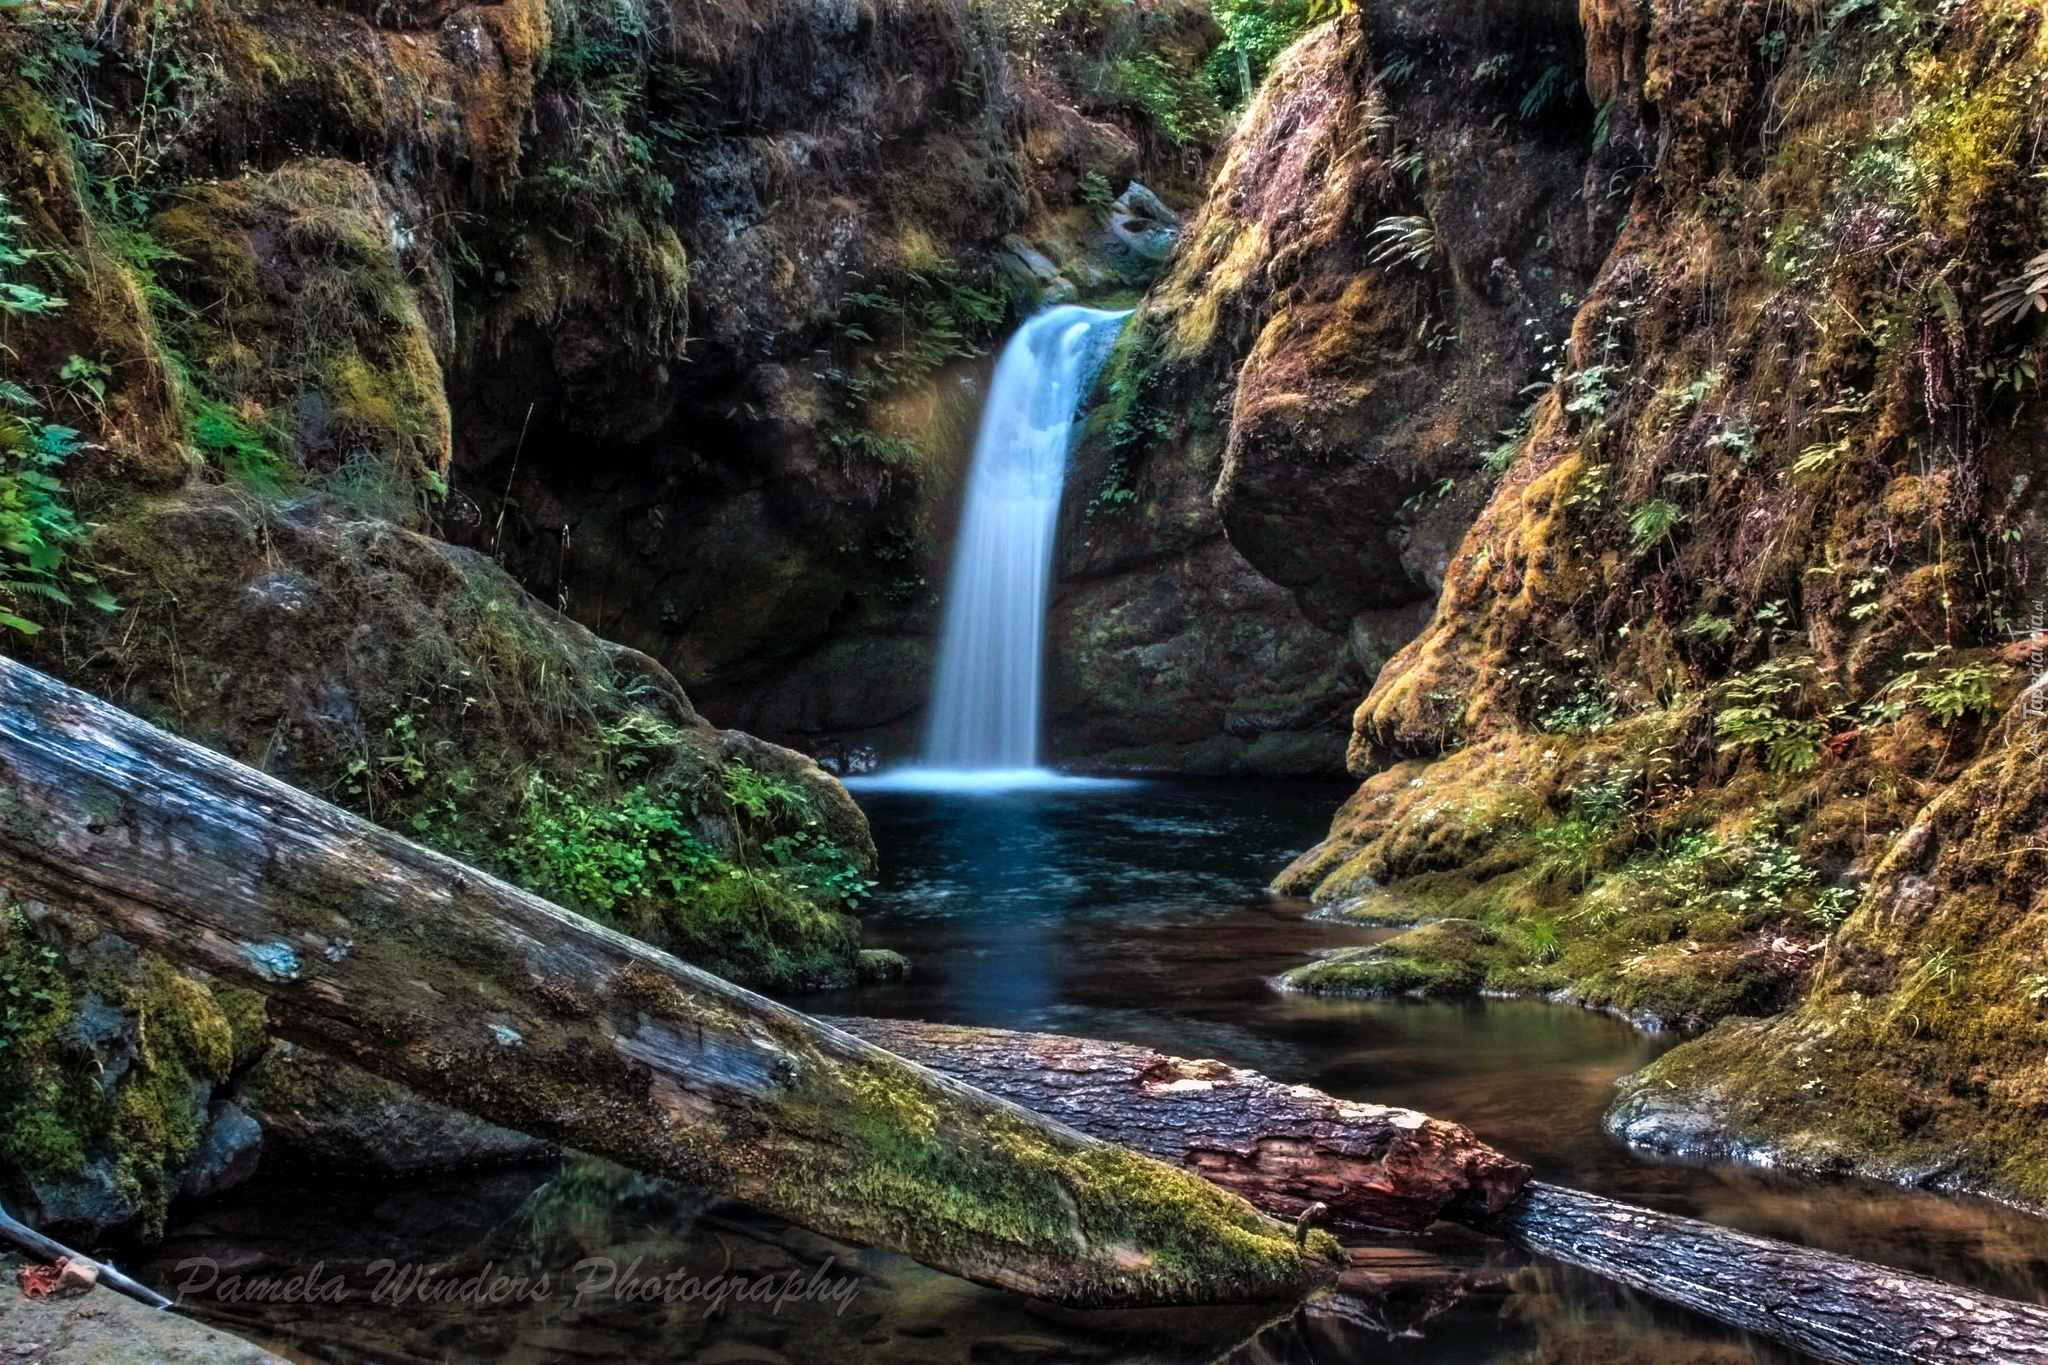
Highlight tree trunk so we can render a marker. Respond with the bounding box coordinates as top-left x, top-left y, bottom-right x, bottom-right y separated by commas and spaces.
836, 1018, 2048, 1365
0, 654, 1334, 1308
830, 1017, 1530, 1232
